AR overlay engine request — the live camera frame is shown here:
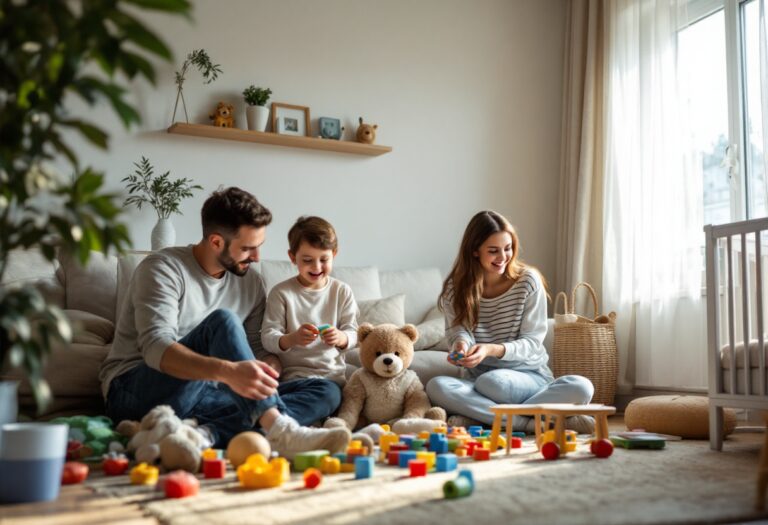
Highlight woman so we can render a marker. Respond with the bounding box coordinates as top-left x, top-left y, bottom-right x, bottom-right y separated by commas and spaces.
426, 211, 595, 433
